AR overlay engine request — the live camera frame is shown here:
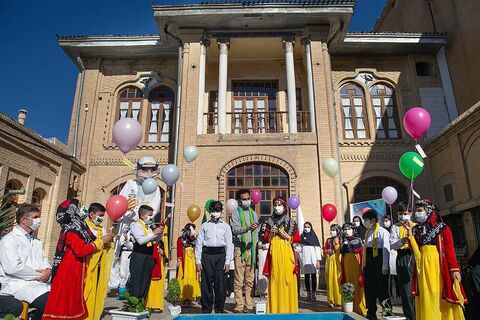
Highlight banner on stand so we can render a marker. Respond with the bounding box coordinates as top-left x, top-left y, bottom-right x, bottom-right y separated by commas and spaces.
350, 198, 386, 221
